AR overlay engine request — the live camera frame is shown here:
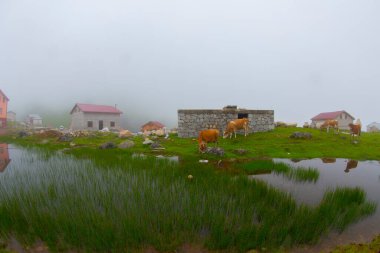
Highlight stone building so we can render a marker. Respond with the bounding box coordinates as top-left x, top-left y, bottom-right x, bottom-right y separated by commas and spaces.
177, 106, 274, 138
310, 110, 354, 130
70, 103, 122, 131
